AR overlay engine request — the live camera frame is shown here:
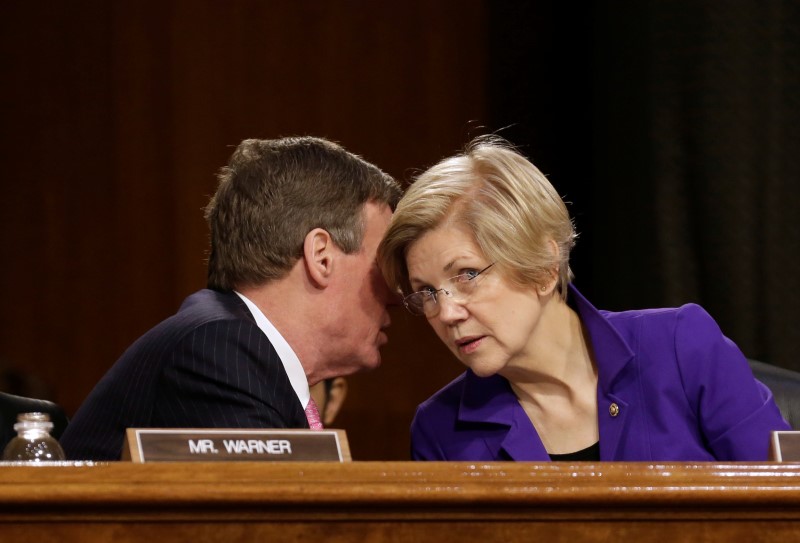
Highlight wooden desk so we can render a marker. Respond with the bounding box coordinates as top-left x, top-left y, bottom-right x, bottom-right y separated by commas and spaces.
2, 461, 800, 541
